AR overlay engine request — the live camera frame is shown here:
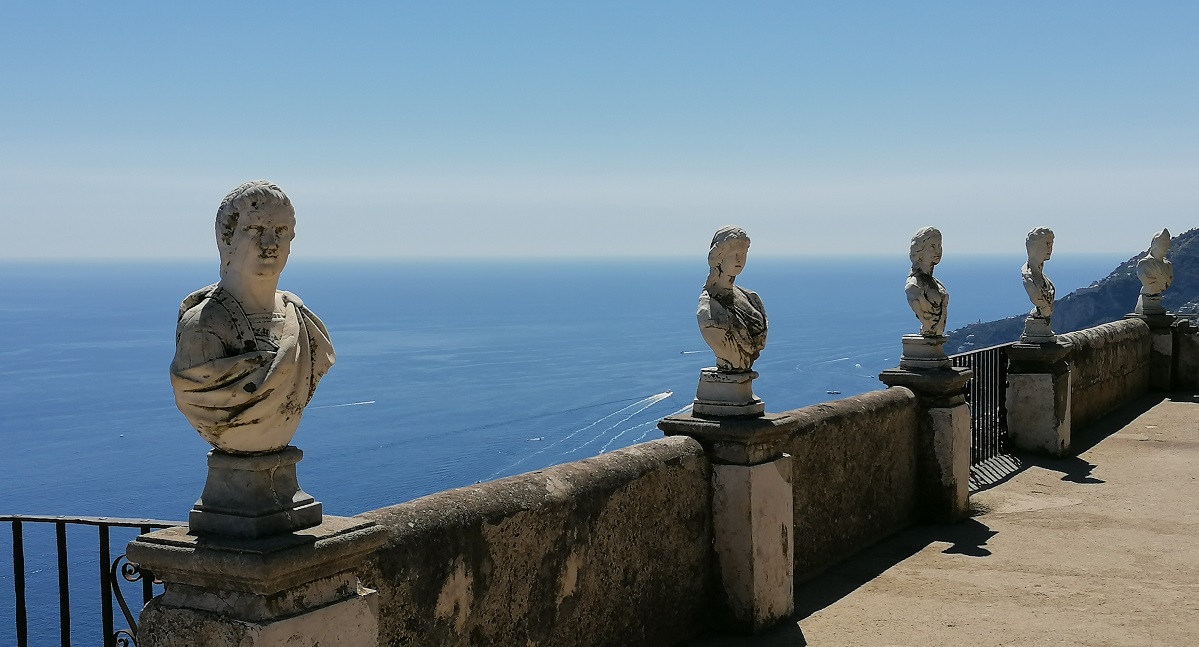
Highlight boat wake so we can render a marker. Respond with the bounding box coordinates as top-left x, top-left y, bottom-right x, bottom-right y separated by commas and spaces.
488, 391, 674, 479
